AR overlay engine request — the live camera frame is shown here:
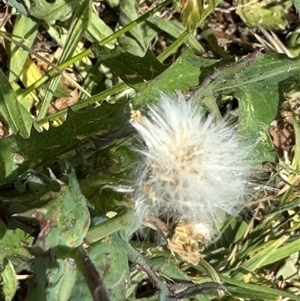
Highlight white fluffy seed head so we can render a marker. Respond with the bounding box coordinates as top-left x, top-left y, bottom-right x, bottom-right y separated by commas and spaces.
130, 92, 252, 241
